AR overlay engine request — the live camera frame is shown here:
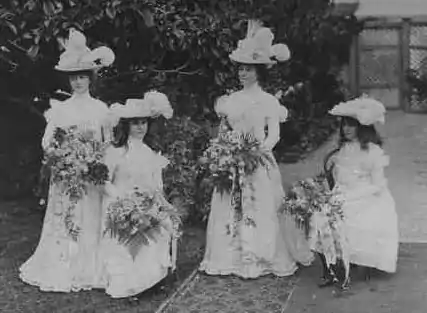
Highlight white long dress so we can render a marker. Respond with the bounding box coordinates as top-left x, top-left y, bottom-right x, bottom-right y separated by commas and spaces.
332, 142, 398, 272
19, 93, 112, 292
100, 139, 176, 298
200, 86, 313, 278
